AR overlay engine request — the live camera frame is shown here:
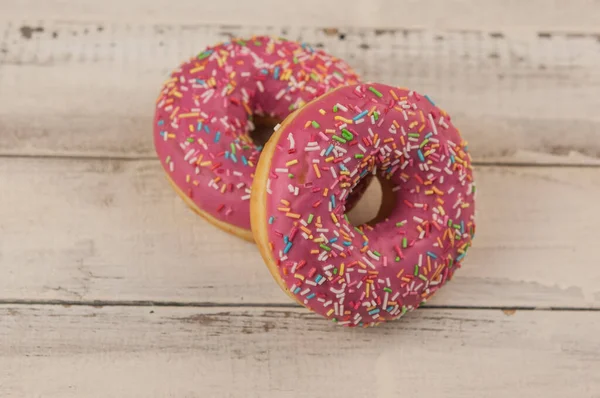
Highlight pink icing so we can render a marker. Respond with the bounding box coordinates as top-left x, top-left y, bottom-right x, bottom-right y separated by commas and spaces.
262, 83, 476, 326
153, 36, 358, 230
